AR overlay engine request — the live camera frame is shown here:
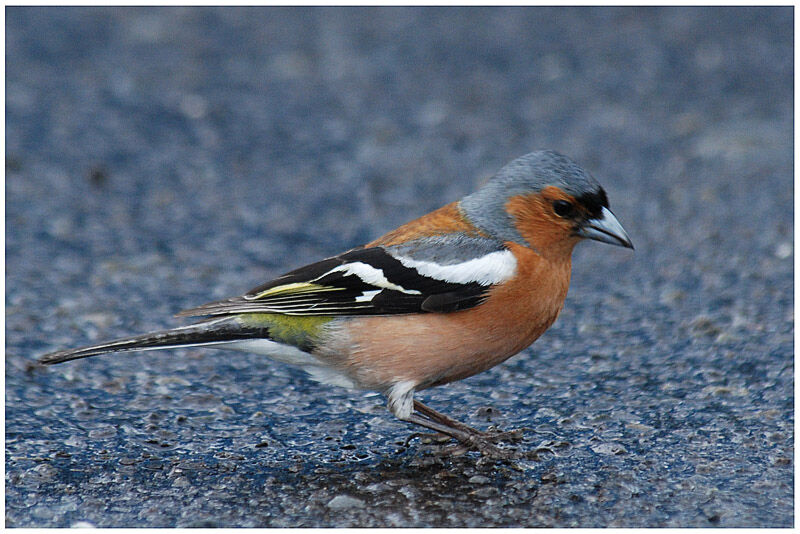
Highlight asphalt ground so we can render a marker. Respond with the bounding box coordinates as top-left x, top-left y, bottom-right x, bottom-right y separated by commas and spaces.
5, 6, 793, 527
